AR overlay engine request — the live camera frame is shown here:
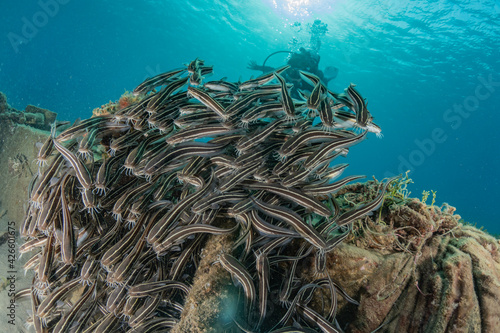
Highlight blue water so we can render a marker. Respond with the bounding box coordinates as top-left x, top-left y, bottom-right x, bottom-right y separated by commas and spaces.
1, 0, 499, 234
